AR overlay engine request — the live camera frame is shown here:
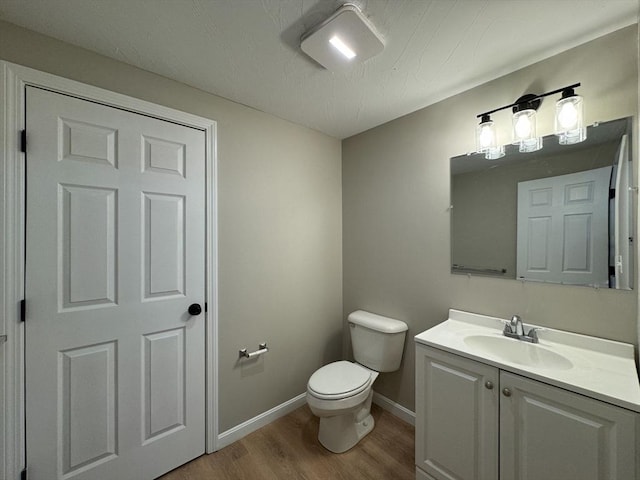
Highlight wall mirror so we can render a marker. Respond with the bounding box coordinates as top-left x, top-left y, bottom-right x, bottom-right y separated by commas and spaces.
451, 117, 634, 289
